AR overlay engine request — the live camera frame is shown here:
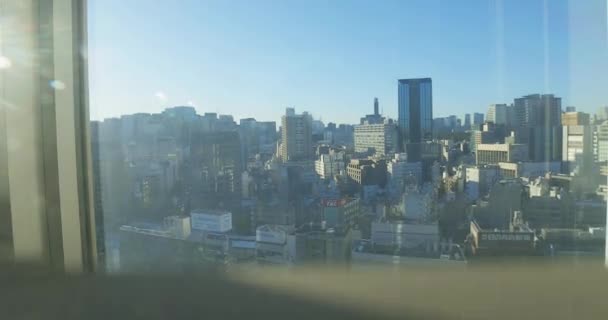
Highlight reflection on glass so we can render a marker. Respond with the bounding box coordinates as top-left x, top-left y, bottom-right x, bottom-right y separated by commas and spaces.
87, 0, 607, 274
